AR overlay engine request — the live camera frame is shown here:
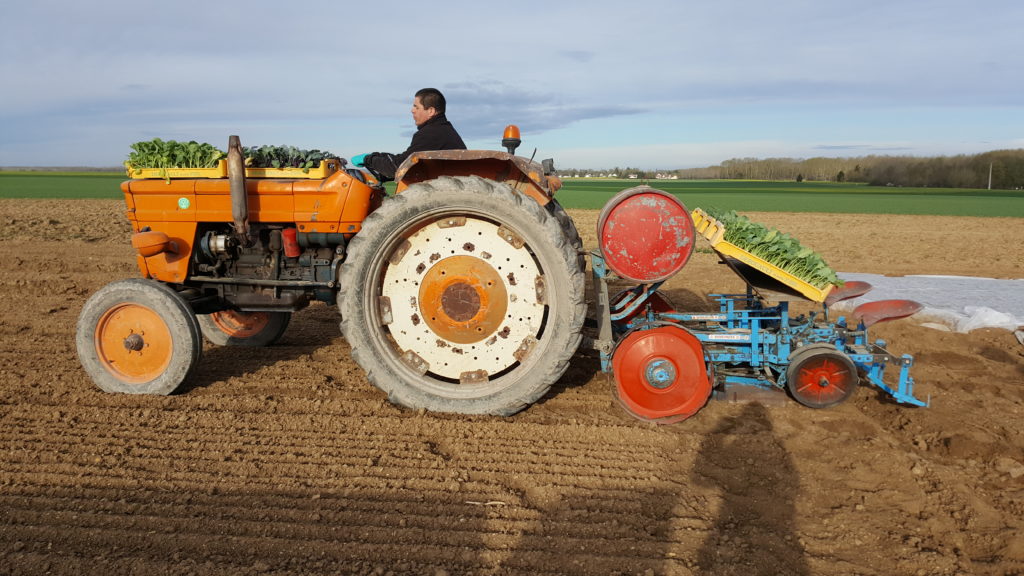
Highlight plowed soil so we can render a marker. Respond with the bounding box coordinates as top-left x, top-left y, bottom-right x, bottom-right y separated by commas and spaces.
2, 199, 1023, 576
